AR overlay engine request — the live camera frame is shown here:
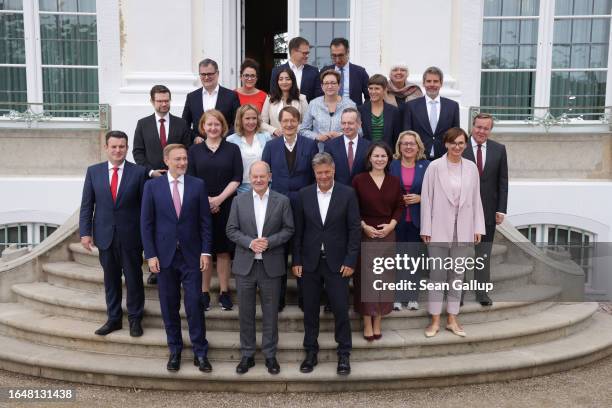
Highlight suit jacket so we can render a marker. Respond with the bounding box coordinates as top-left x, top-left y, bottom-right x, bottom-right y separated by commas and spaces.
359, 101, 401, 148
463, 138, 508, 226
292, 183, 361, 274
389, 159, 429, 229
320, 62, 369, 106
181, 86, 240, 138
226, 189, 294, 277
270, 63, 323, 102
420, 155, 486, 242
132, 113, 191, 175
323, 136, 371, 186
79, 161, 147, 251
140, 174, 212, 269
402, 96, 460, 159
261, 135, 318, 206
